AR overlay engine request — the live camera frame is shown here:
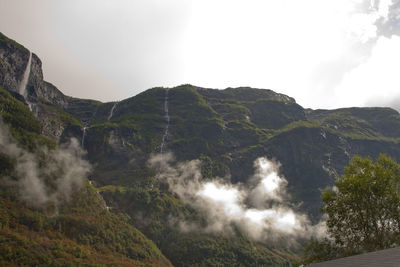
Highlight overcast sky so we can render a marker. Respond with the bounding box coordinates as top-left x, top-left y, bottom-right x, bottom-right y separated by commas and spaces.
1, 0, 400, 110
